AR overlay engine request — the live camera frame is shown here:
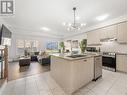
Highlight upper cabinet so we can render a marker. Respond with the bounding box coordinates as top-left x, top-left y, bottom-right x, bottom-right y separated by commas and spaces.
80, 21, 127, 45
87, 25, 117, 46
117, 22, 127, 43
87, 29, 101, 46
100, 25, 117, 40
